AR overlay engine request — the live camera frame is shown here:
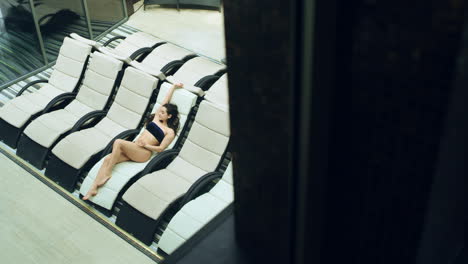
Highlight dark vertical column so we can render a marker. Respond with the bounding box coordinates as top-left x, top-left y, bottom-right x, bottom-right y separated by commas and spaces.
223, 0, 297, 262
416, 16, 468, 264
323, 1, 467, 263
